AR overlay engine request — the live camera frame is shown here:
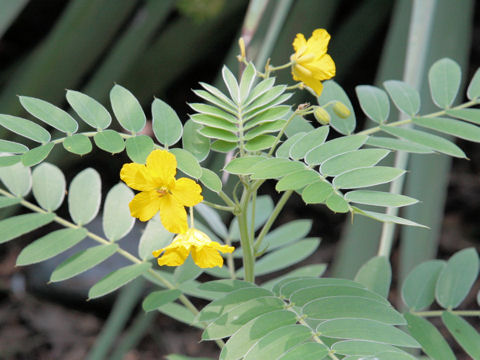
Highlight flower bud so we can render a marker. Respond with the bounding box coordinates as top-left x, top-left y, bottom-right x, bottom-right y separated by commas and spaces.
238, 37, 246, 60
314, 106, 331, 125
332, 101, 351, 118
